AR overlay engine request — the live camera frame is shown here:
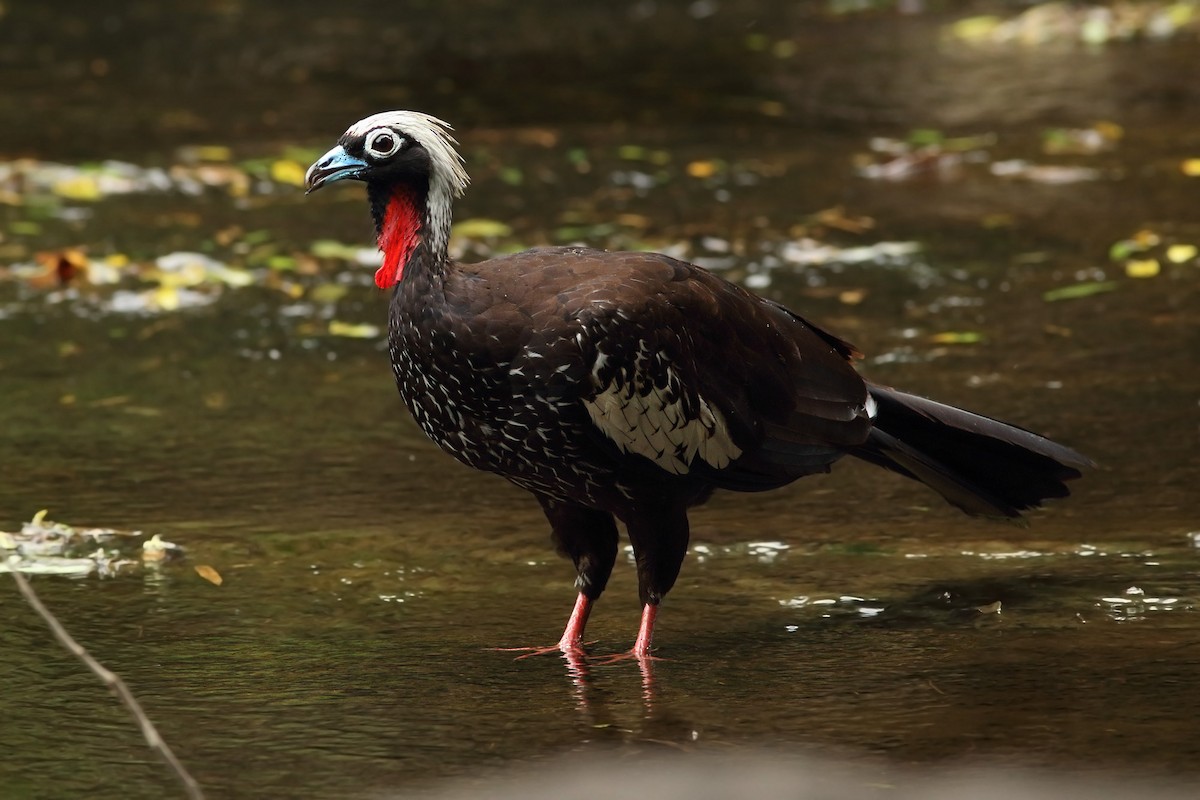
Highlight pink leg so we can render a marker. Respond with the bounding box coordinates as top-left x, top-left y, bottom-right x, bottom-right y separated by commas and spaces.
631, 603, 657, 658
558, 592, 593, 650
595, 603, 664, 664
493, 593, 594, 659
